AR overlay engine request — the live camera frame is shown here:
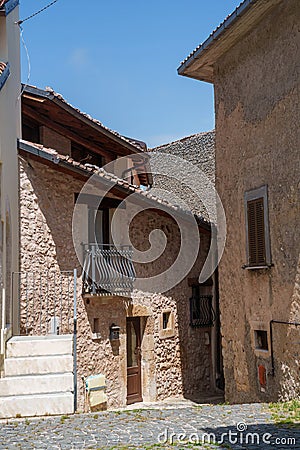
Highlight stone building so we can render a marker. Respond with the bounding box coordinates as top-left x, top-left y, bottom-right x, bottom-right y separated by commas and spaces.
0, 84, 221, 417
179, 0, 300, 403
149, 132, 224, 390
0, 0, 21, 371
